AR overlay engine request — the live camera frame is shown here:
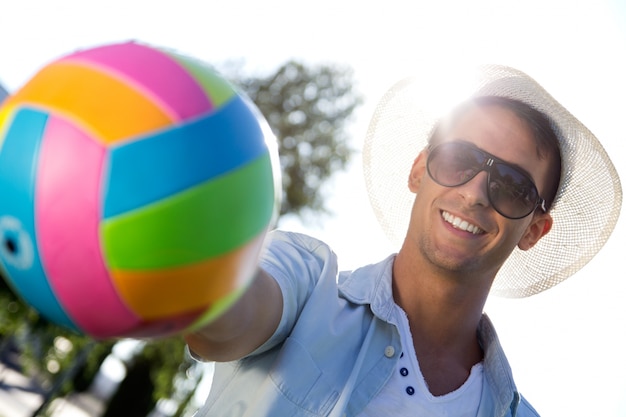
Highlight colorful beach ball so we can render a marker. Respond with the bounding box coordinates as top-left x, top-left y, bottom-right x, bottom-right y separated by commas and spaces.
0, 42, 280, 339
